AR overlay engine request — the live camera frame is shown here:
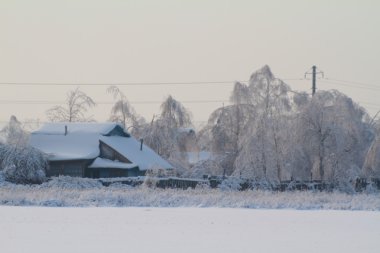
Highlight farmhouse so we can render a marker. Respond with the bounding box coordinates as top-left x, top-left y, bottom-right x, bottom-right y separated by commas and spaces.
30, 122, 172, 178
